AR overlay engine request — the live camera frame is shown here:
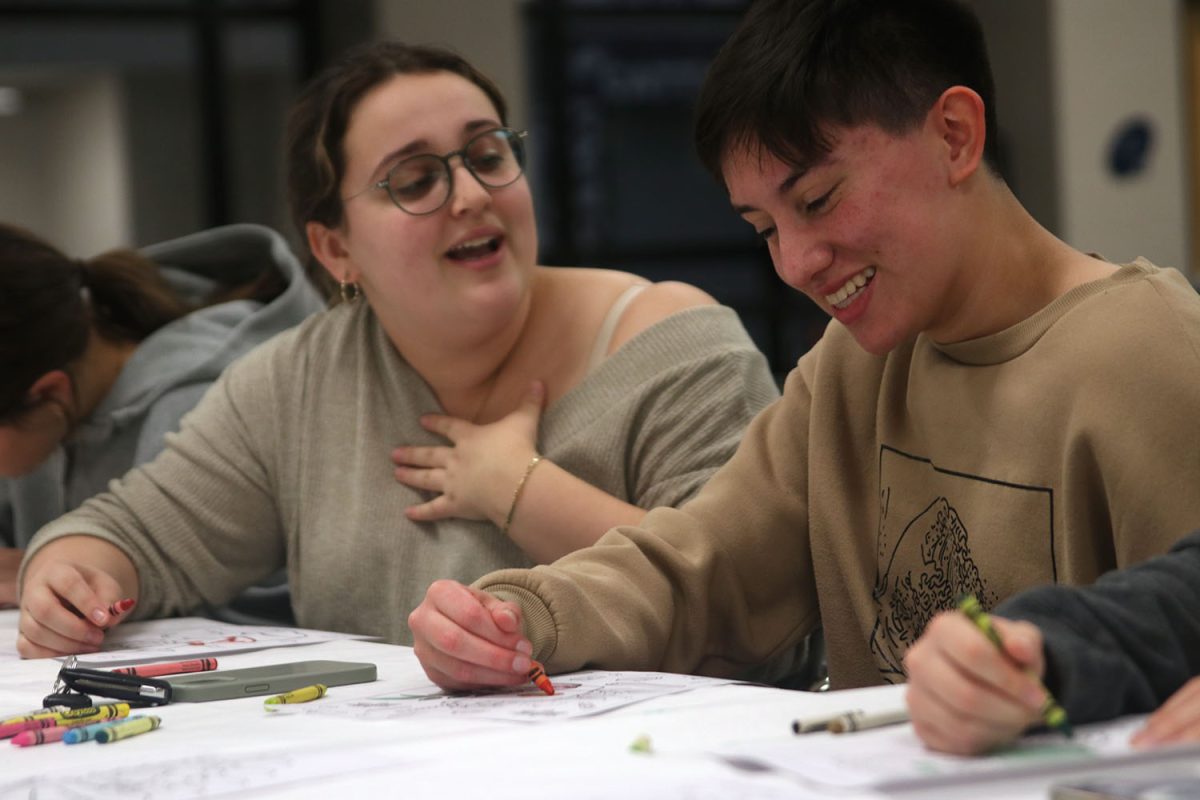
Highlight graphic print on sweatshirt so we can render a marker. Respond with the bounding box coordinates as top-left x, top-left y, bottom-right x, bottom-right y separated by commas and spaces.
870, 445, 1055, 683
